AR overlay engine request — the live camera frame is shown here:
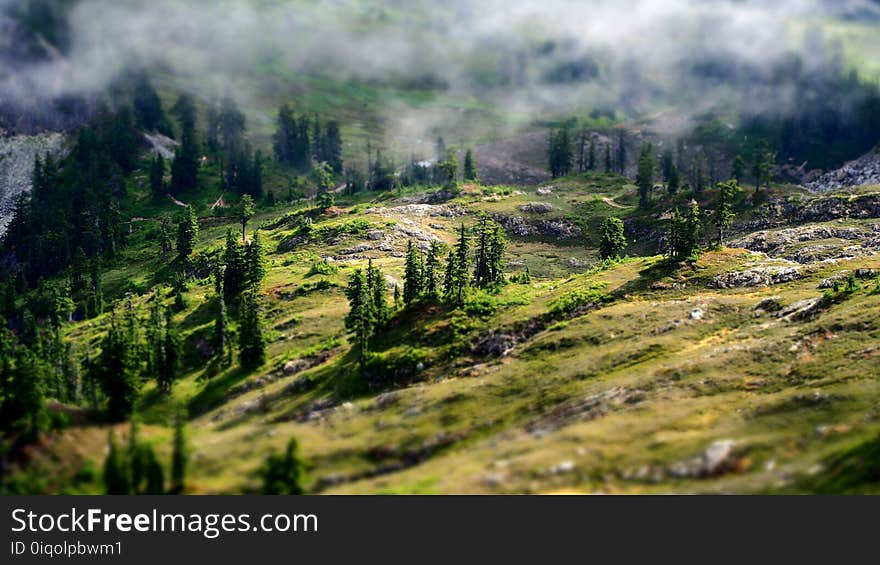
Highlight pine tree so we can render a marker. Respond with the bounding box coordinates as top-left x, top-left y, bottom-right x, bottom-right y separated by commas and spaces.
2, 345, 46, 434
238, 290, 266, 369
605, 144, 613, 173
425, 241, 443, 299
599, 217, 627, 260
473, 215, 506, 288
157, 313, 181, 394
668, 165, 681, 196
616, 130, 627, 175
463, 148, 479, 182
127, 420, 145, 493
103, 431, 130, 495
132, 73, 169, 134
684, 202, 703, 259
170, 412, 188, 494
548, 128, 574, 178
159, 217, 172, 261
367, 260, 388, 327
444, 224, 471, 305
753, 140, 774, 193
403, 241, 425, 306
259, 437, 306, 495
344, 269, 375, 372
149, 155, 165, 198
93, 306, 143, 421
223, 230, 246, 303
636, 142, 655, 209
176, 206, 199, 266
244, 230, 266, 290
732, 155, 746, 182
715, 180, 740, 246
323, 121, 344, 174
667, 207, 685, 262
239, 194, 255, 241
170, 94, 199, 194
